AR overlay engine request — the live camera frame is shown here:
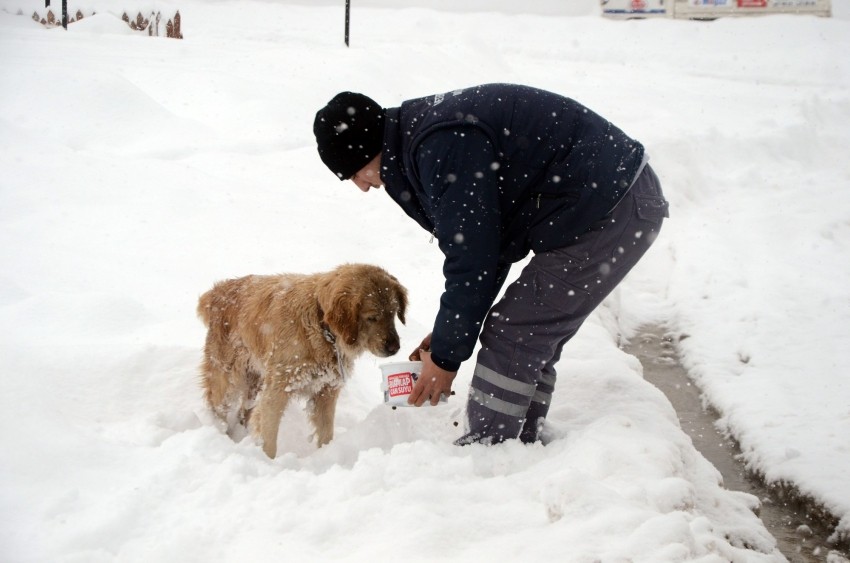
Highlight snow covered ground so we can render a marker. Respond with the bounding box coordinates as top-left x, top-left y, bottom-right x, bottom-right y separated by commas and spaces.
1, 0, 848, 561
